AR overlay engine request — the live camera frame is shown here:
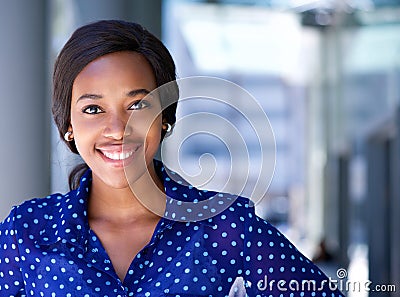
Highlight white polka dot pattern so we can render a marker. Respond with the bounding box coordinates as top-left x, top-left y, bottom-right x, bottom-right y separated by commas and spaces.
0, 160, 344, 296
